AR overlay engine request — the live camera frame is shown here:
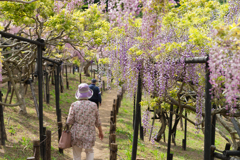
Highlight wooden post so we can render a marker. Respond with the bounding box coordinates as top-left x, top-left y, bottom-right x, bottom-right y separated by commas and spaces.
116, 95, 121, 114
117, 94, 122, 109
40, 127, 47, 159
110, 123, 116, 134
113, 104, 117, 125
110, 116, 114, 124
110, 110, 113, 117
33, 140, 40, 160
103, 81, 105, 91
46, 130, 51, 160
110, 143, 118, 160
58, 122, 63, 154
109, 134, 116, 147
